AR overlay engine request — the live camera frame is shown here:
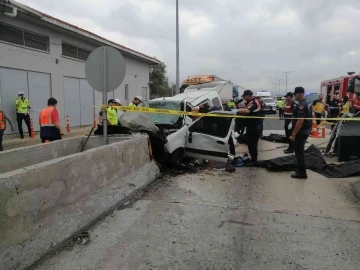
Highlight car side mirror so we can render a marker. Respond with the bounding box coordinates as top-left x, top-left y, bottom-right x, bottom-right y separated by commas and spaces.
188, 132, 193, 143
